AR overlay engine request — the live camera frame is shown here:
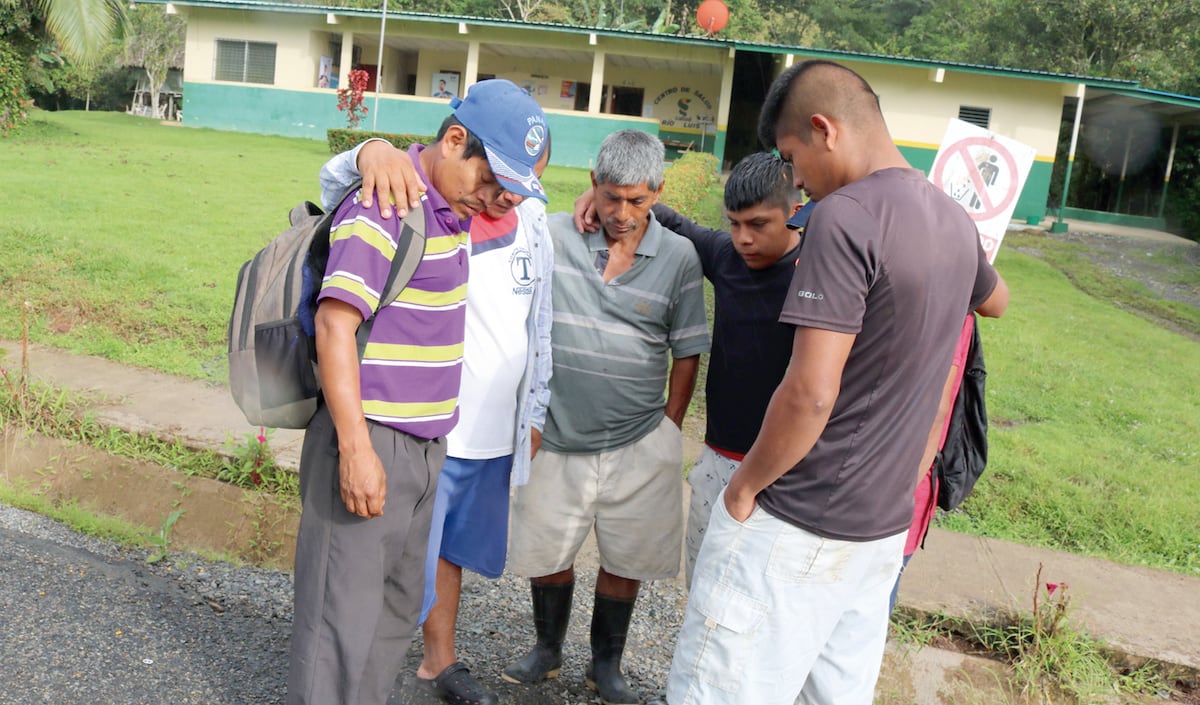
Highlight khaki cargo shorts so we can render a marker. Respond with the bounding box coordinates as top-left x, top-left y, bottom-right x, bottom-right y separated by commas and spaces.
508, 416, 684, 580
